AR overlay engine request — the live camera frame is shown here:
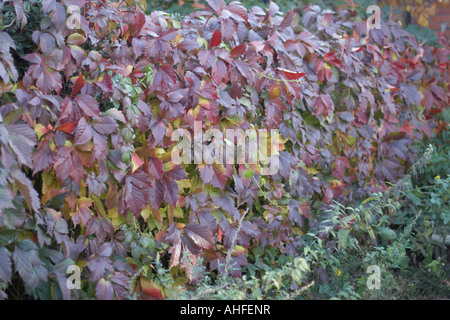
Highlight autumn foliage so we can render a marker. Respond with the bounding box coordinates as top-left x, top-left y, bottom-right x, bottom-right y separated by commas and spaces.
0, 0, 448, 299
